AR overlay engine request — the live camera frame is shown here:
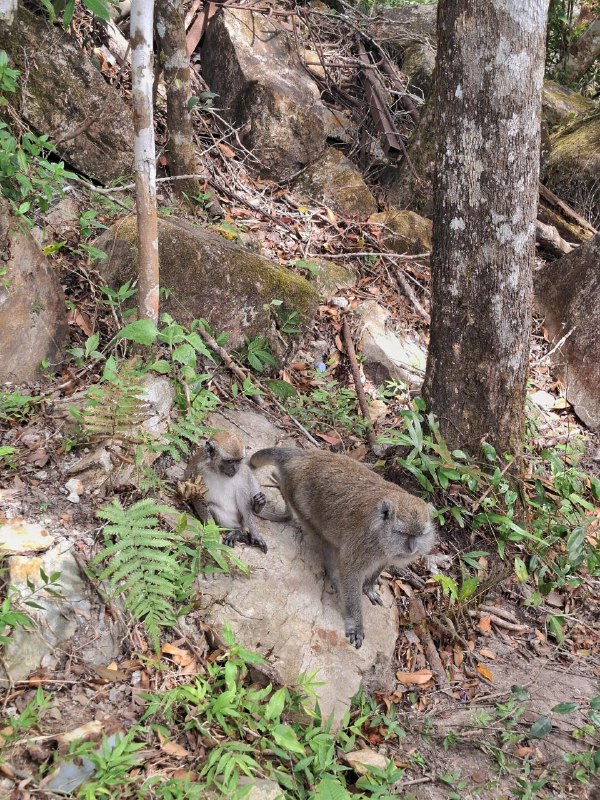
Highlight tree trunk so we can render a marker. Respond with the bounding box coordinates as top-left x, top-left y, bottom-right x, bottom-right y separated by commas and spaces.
155, 0, 200, 203
423, 0, 549, 456
131, 0, 159, 322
